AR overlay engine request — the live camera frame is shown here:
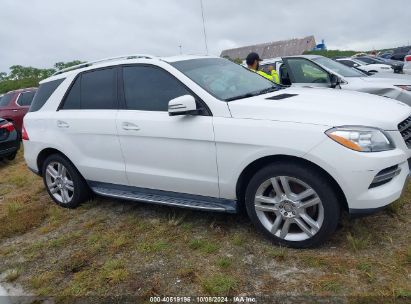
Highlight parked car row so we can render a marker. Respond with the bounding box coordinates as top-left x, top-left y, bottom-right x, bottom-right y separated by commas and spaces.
0, 87, 37, 132
0, 87, 37, 160
335, 57, 398, 74
260, 55, 411, 105
22, 54, 411, 248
